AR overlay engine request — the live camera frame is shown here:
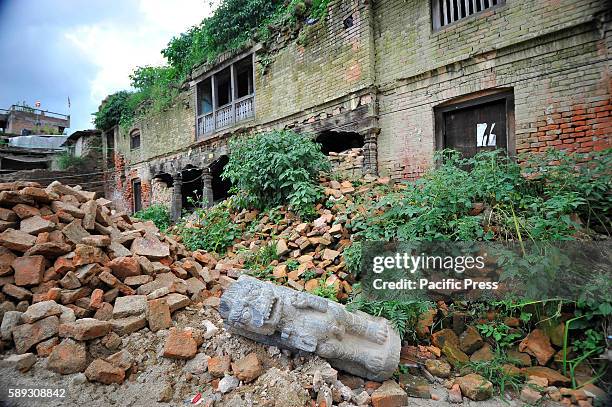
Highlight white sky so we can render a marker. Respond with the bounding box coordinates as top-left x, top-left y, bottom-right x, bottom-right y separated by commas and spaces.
65, 0, 214, 108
